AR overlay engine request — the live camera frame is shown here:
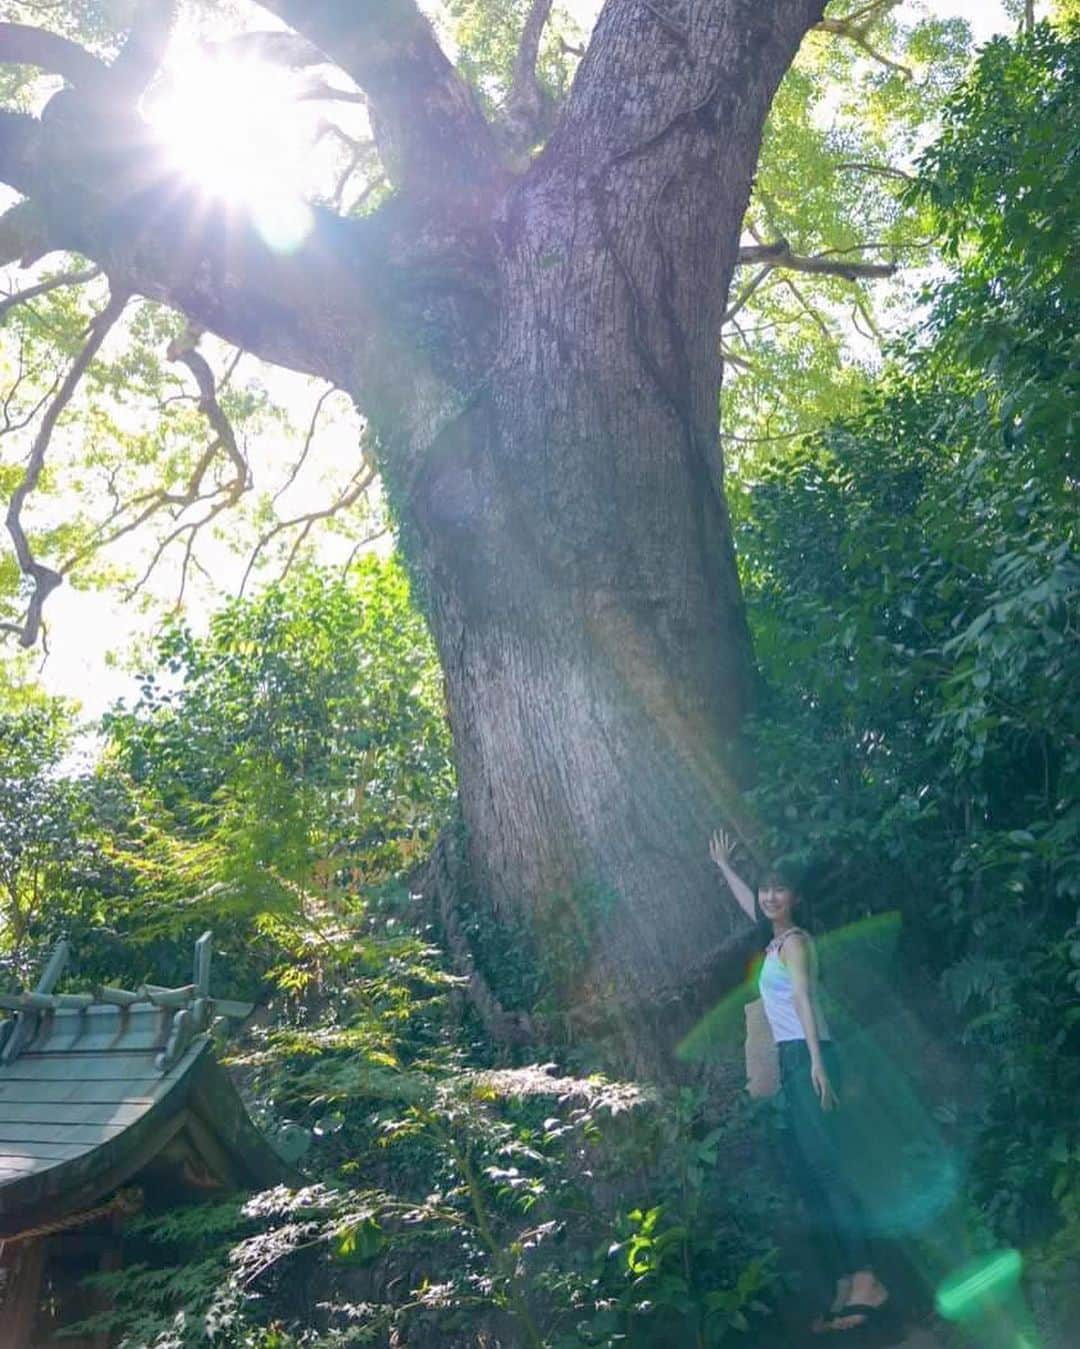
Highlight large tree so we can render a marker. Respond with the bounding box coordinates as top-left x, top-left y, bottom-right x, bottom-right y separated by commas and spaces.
0, 0, 951, 1046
